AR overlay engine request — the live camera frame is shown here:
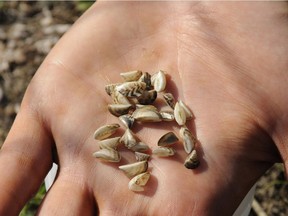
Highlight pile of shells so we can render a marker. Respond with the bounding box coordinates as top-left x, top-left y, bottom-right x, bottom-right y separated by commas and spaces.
93, 70, 199, 192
